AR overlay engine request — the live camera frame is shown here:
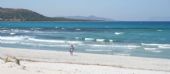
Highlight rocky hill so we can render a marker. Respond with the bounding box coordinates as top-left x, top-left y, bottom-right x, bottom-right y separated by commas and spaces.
0, 7, 92, 21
